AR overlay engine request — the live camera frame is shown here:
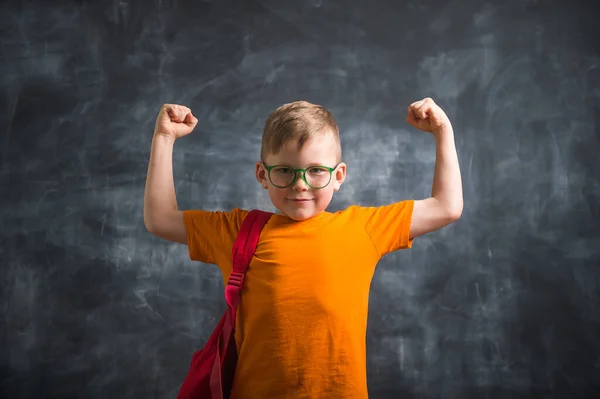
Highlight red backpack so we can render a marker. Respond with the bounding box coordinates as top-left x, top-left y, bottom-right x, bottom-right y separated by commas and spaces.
176, 209, 273, 399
